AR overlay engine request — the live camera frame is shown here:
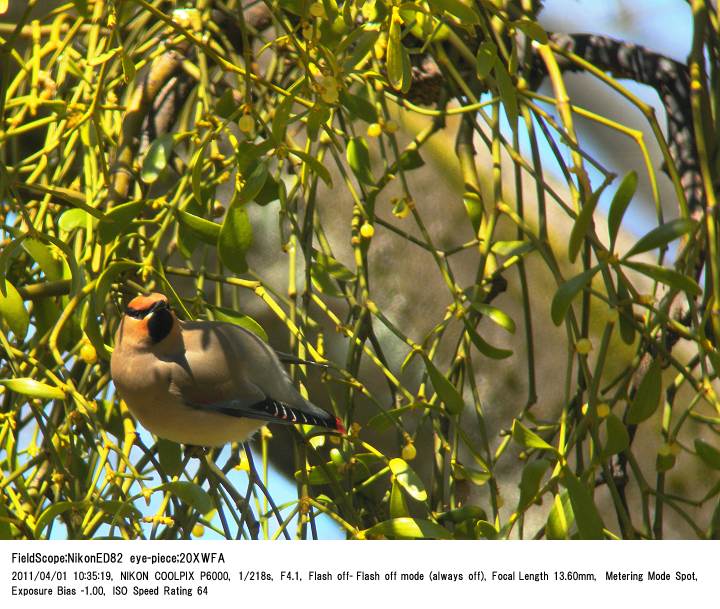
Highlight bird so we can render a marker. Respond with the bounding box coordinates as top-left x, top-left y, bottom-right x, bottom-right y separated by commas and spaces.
110, 292, 345, 446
